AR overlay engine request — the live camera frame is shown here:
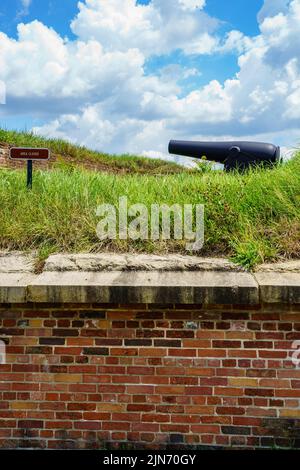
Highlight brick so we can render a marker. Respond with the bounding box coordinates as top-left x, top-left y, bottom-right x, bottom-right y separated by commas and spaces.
68, 403, 96, 411
198, 349, 226, 357
26, 347, 52, 354
69, 365, 96, 373
166, 330, 194, 338
82, 348, 108, 355
247, 369, 276, 378
52, 329, 79, 337
154, 340, 181, 347
141, 413, 171, 423
186, 387, 212, 395
215, 387, 242, 396
95, 339, 122, 346
112, 375, 139, 384
136, 406, 163, 416
0, 328, 24, 336
230, 350, 258, 358
161, 424, 189, 433
182, 340, 211, 348
259, 350, 287, 358
197, 331, 224, 339
155, 386, 185, 395
136, 329, 164, 338
228, 378, 258, 387
82, 329, 107, 337
67, 338, 94, 346
280, 409, 300, 417
102, 422, 131, 431
221, 426, 250, 435
139, 348, 167, 357
245, 388, 274, 397
83, 374, 111, 383
54, 374, 82, 383
275, 389, 300, 397
186, 367, 215, 377
127, 367, 155, 375
46, 421, 73, 429
213, 341, 241, 348
98, 385, 126, 393
171, 377, 198, 385
216, 407, 245, 415
259, 379, 289, 388
10, 402, 38, 410
244, 341, 273, 349
200, 377, 227, 386
112, 348, 138, 356
124, 339, 152, 346
185, 406, 214, 414
191, 424, 220, 433
54, 347, 81, 355
269, 399, 284, 407
18, 420, 44, 429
